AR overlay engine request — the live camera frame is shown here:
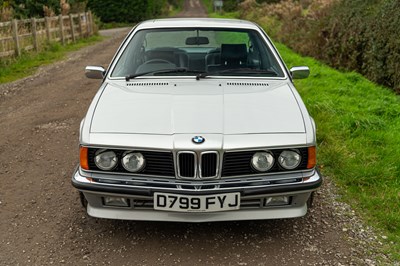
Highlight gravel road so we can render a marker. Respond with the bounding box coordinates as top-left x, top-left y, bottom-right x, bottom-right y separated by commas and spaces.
178, 0, 207, 17
0, 1, 394, 265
